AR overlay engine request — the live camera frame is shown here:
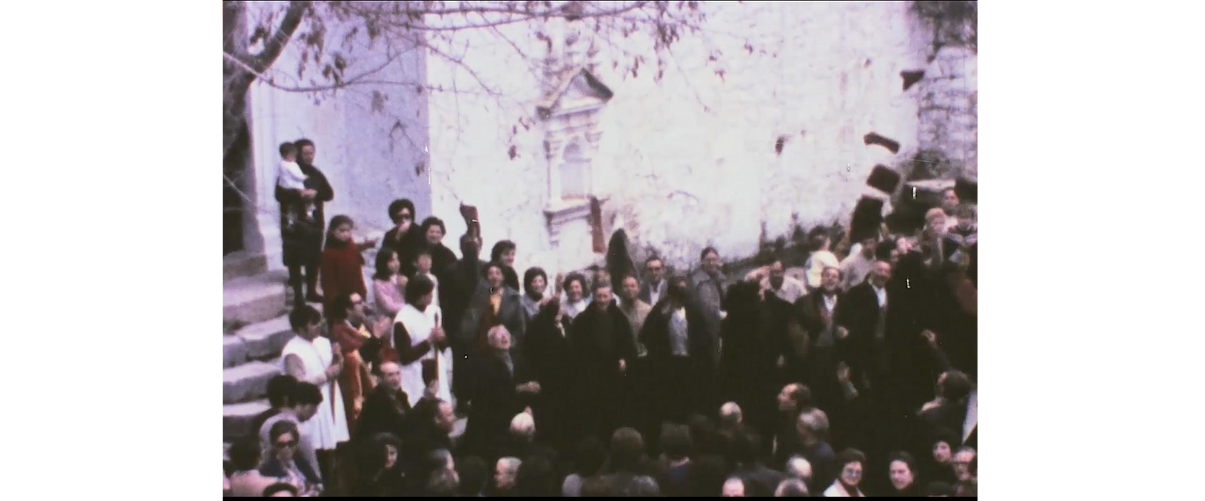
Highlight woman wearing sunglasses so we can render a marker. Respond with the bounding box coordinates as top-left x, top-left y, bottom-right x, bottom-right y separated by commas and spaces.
260, 421, 322, 497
